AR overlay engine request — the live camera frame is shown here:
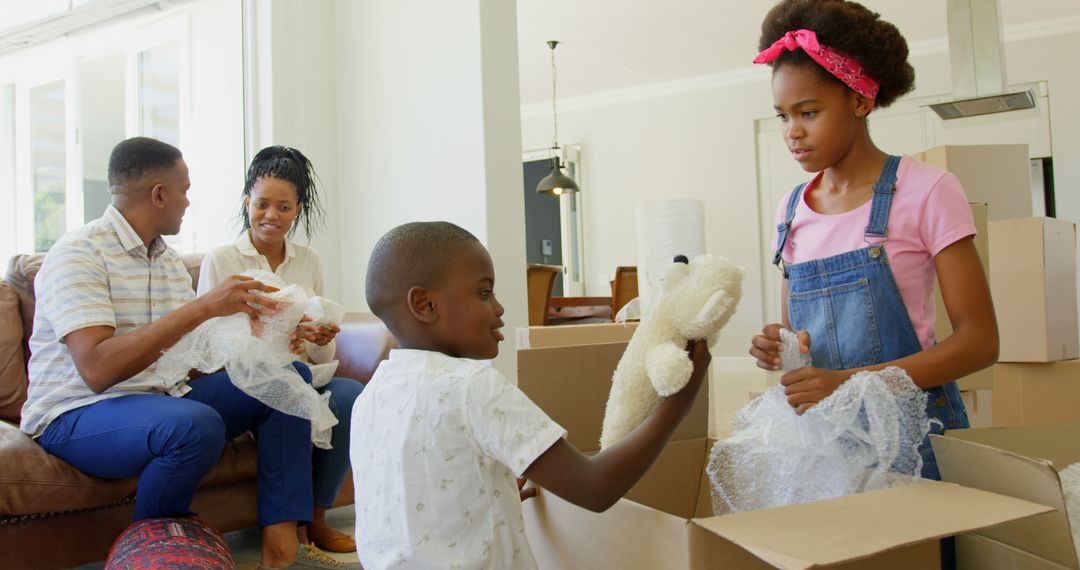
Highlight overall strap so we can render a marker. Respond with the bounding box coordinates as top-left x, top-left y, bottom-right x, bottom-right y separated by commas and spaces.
864, 155, 902, 238
772, 182, 807, 267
